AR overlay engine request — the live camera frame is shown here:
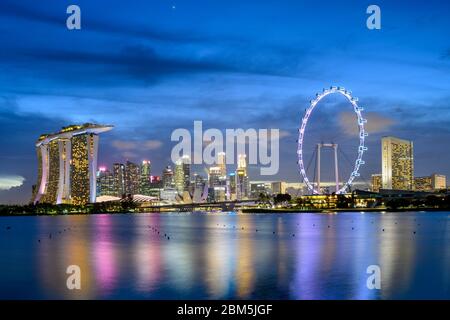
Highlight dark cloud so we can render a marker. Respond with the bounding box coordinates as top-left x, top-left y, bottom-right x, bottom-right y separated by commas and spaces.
0, 45, 237, 87
441, 49, 450, 60
0, 1, 206, 44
